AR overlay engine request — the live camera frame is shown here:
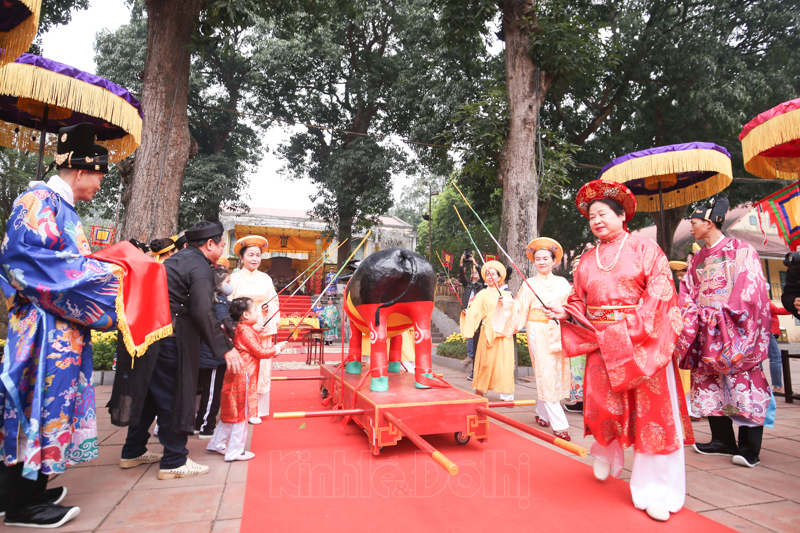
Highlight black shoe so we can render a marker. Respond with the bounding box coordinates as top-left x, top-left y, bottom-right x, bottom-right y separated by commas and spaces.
693, 440, 739, 456
564, 402, 583, 413
0, 487, 66, 517
467, 375, 473, 381
5, 502, 80, 528
732, 454, 760, 468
